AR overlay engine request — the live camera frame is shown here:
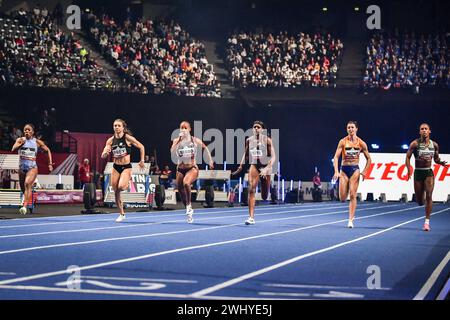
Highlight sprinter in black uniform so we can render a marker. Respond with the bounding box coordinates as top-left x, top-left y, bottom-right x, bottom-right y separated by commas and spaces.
101, 119, 145, 222
406, 123, 447, 231
171, 121, 214, 223
233, 121, 276, 225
